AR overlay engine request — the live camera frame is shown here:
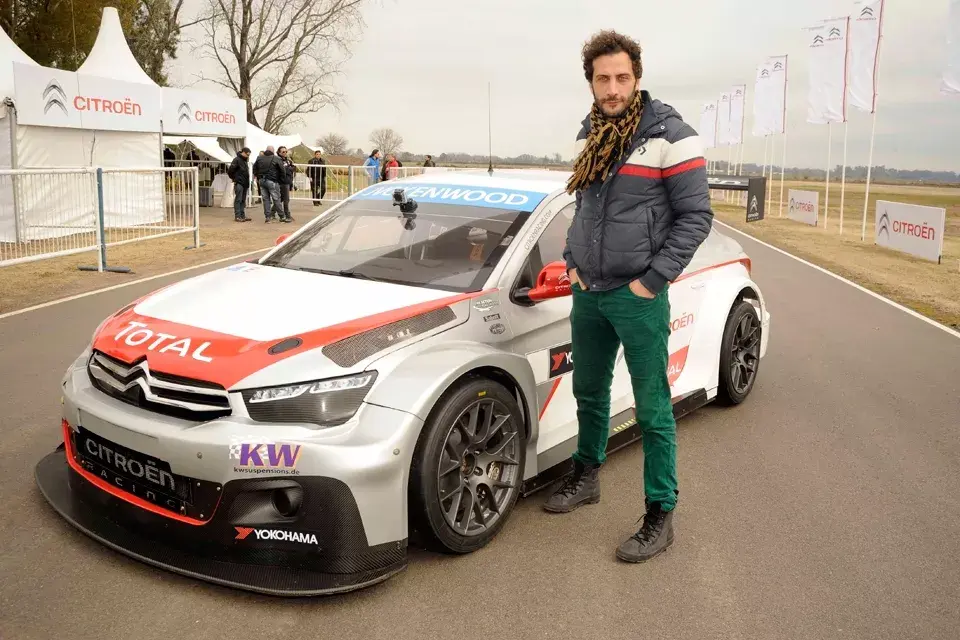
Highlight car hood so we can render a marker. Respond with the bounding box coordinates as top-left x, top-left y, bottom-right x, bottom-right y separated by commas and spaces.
91, 262, 477, 389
